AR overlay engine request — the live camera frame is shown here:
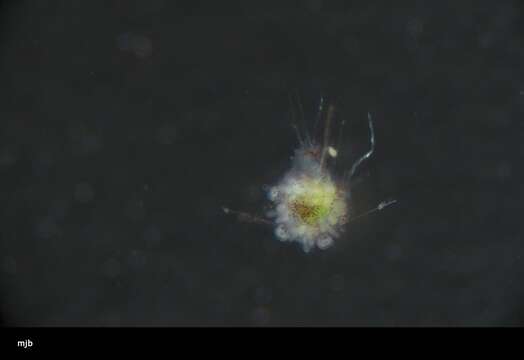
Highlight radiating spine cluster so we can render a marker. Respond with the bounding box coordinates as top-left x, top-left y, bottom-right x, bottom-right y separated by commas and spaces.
223, 96, 396, 253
